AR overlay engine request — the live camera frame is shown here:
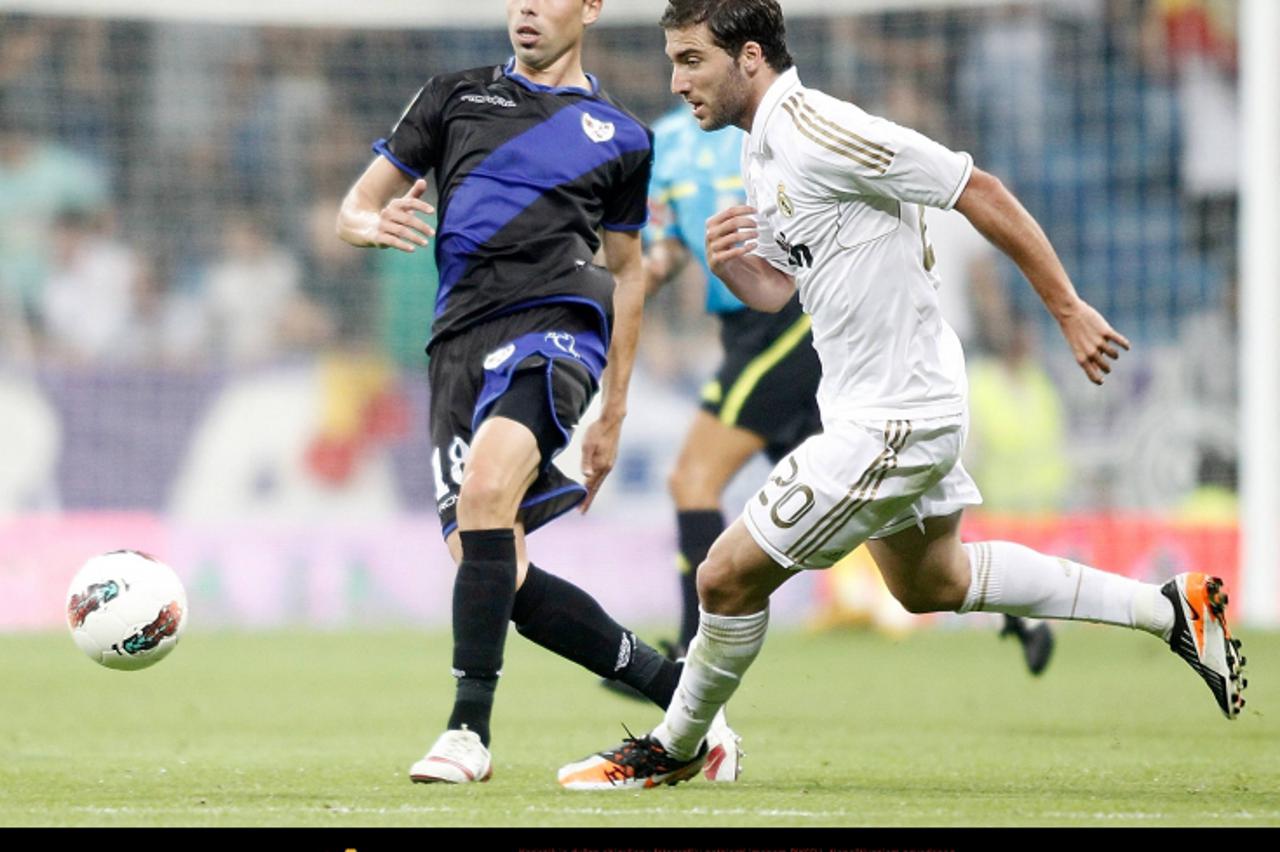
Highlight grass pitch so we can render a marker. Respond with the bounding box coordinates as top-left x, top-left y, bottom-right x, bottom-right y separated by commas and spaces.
2, 624, 1276, 829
